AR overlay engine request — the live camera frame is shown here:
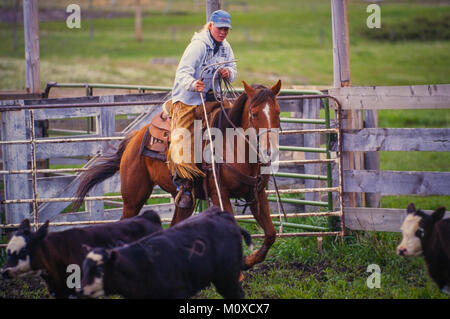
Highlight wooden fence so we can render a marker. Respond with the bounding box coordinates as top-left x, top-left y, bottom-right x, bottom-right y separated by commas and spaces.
1, 91, 334, 231
1, 93, 168, 226
329, 84, 450, 232
2, 84, 448, 233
